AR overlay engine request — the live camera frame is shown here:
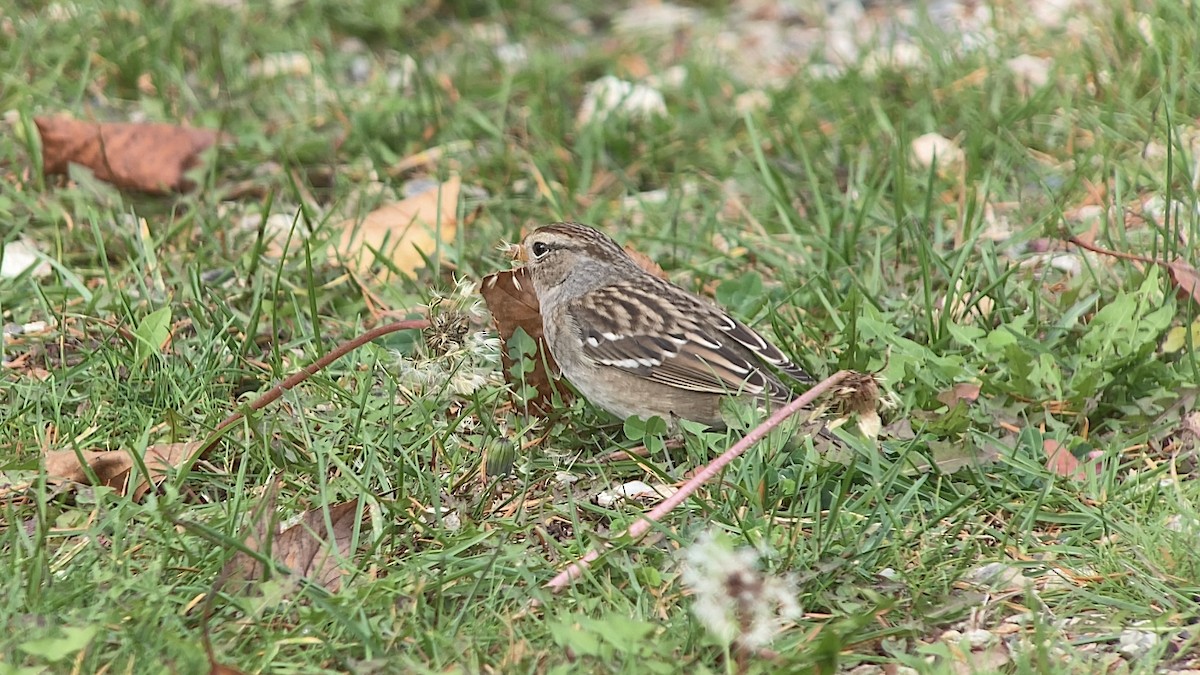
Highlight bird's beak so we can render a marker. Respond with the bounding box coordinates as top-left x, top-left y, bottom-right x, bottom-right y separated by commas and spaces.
508, 243, 527, 262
